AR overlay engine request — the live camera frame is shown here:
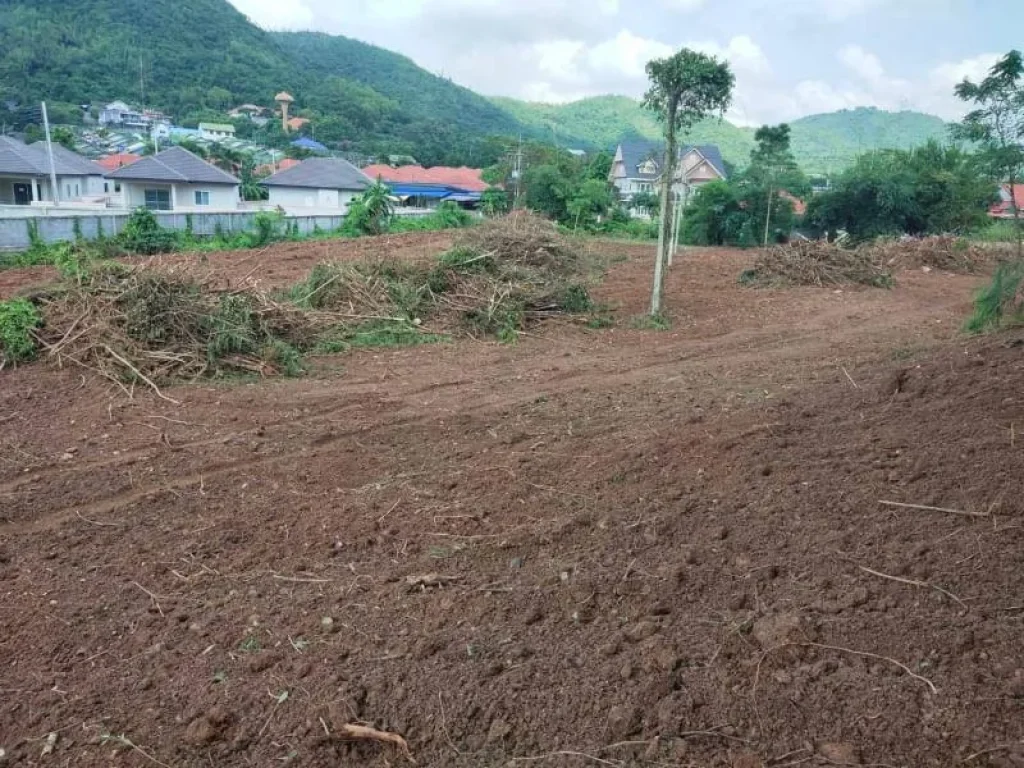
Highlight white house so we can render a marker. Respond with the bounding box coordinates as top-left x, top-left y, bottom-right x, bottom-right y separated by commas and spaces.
198, 123, 236, 142
104, 146, 240, 211
260, 157, 372, 214
609, 140, 728, 215
0, 136, 106, 207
